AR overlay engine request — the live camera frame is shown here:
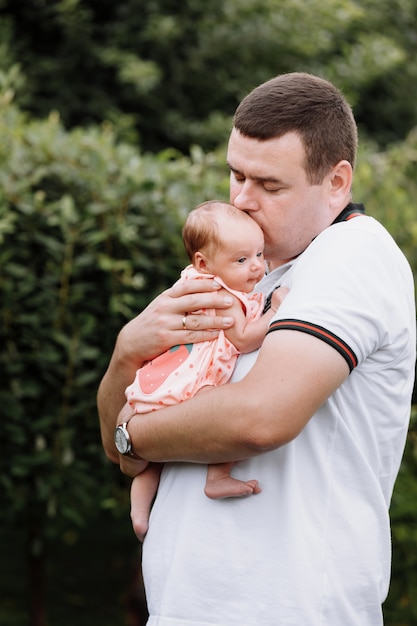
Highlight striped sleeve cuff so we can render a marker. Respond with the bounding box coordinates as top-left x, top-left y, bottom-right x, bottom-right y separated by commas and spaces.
267, 319, 358, 373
